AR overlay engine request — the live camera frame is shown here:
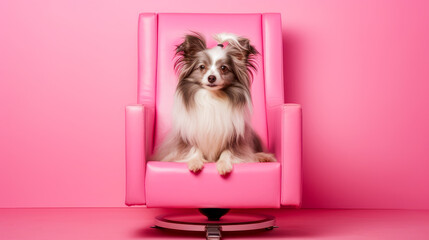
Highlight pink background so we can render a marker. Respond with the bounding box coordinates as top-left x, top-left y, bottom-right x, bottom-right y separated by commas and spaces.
1, 0, 428, 209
